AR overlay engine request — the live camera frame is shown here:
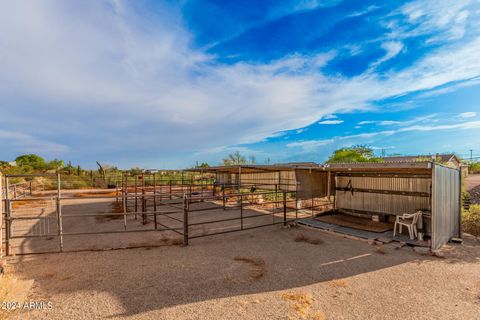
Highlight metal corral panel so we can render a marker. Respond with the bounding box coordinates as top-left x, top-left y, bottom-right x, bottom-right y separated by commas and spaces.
432, 165, 461, 250
335, 176, 431, 215
296, 170, 328, 199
